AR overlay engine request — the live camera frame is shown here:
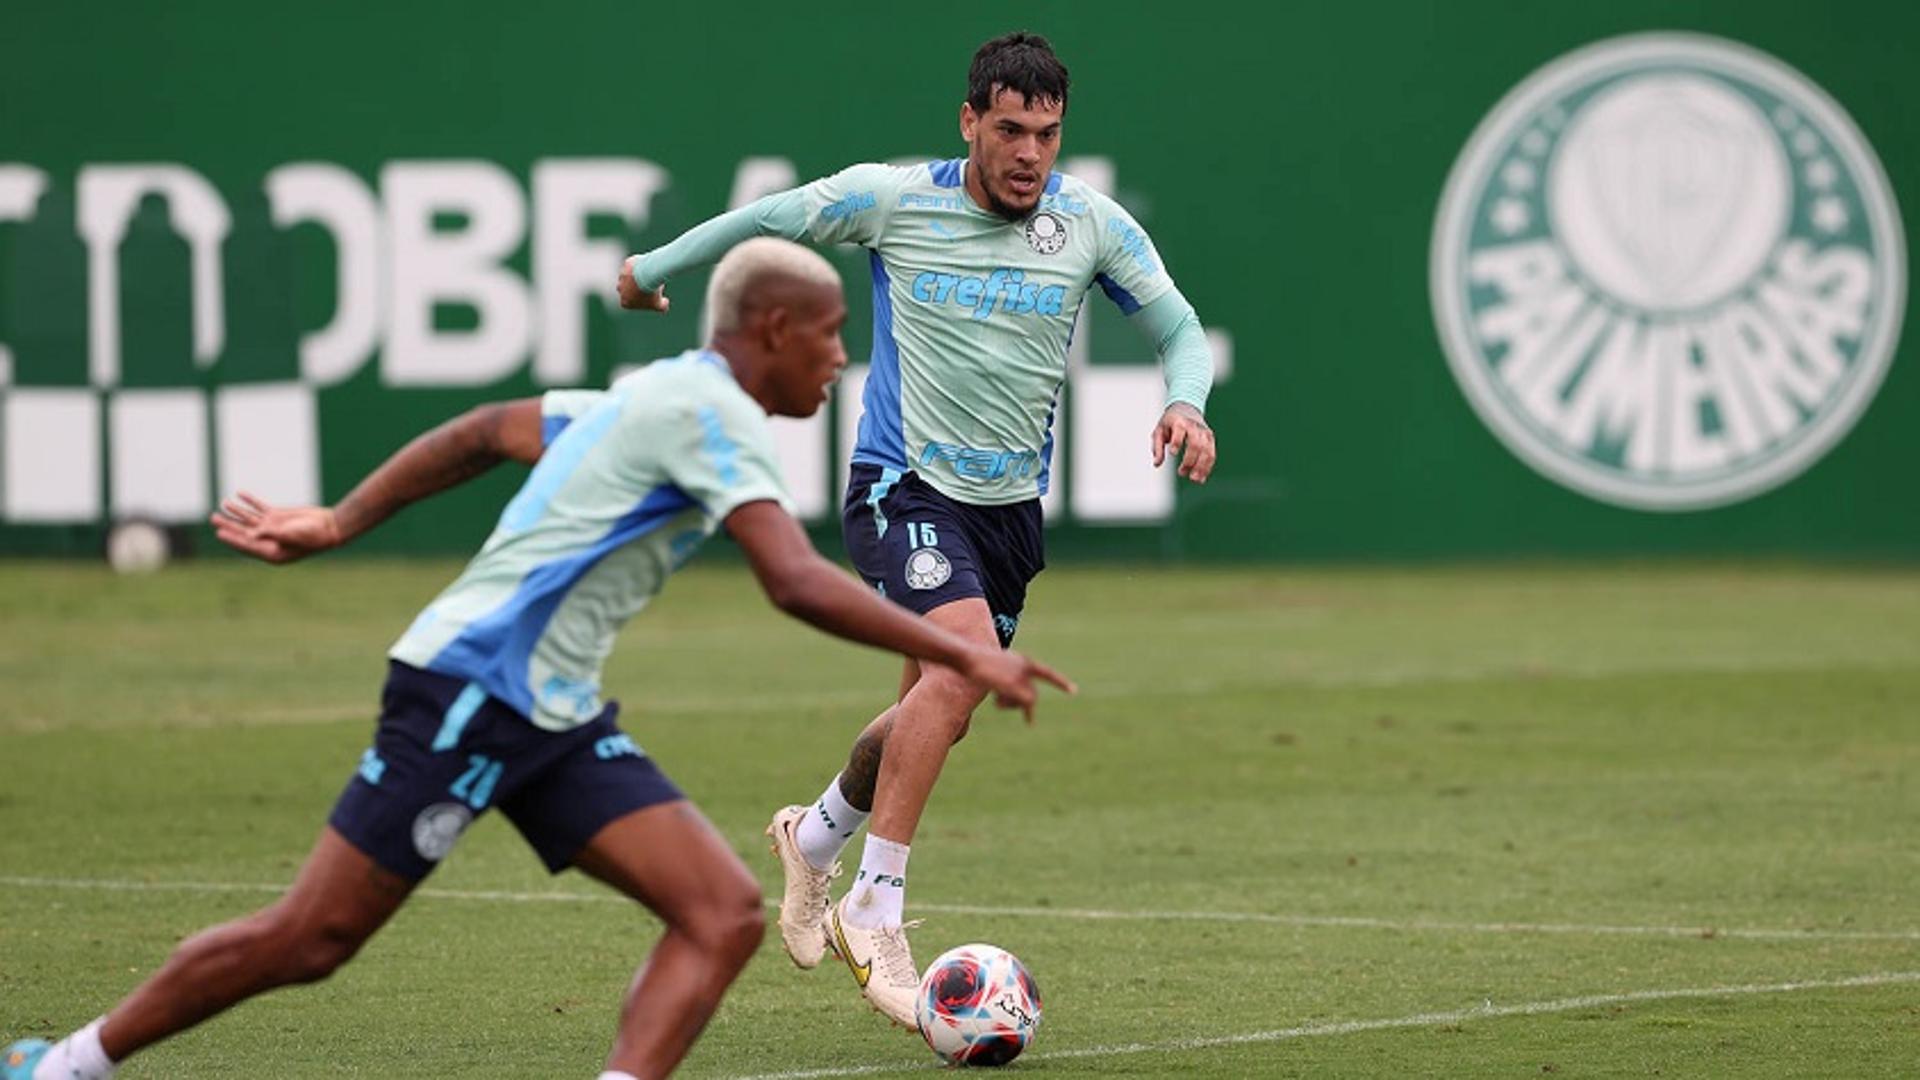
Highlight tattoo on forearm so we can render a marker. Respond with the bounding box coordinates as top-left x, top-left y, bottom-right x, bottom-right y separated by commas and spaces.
838, 716, 893, 812
333, 409, 504, 539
